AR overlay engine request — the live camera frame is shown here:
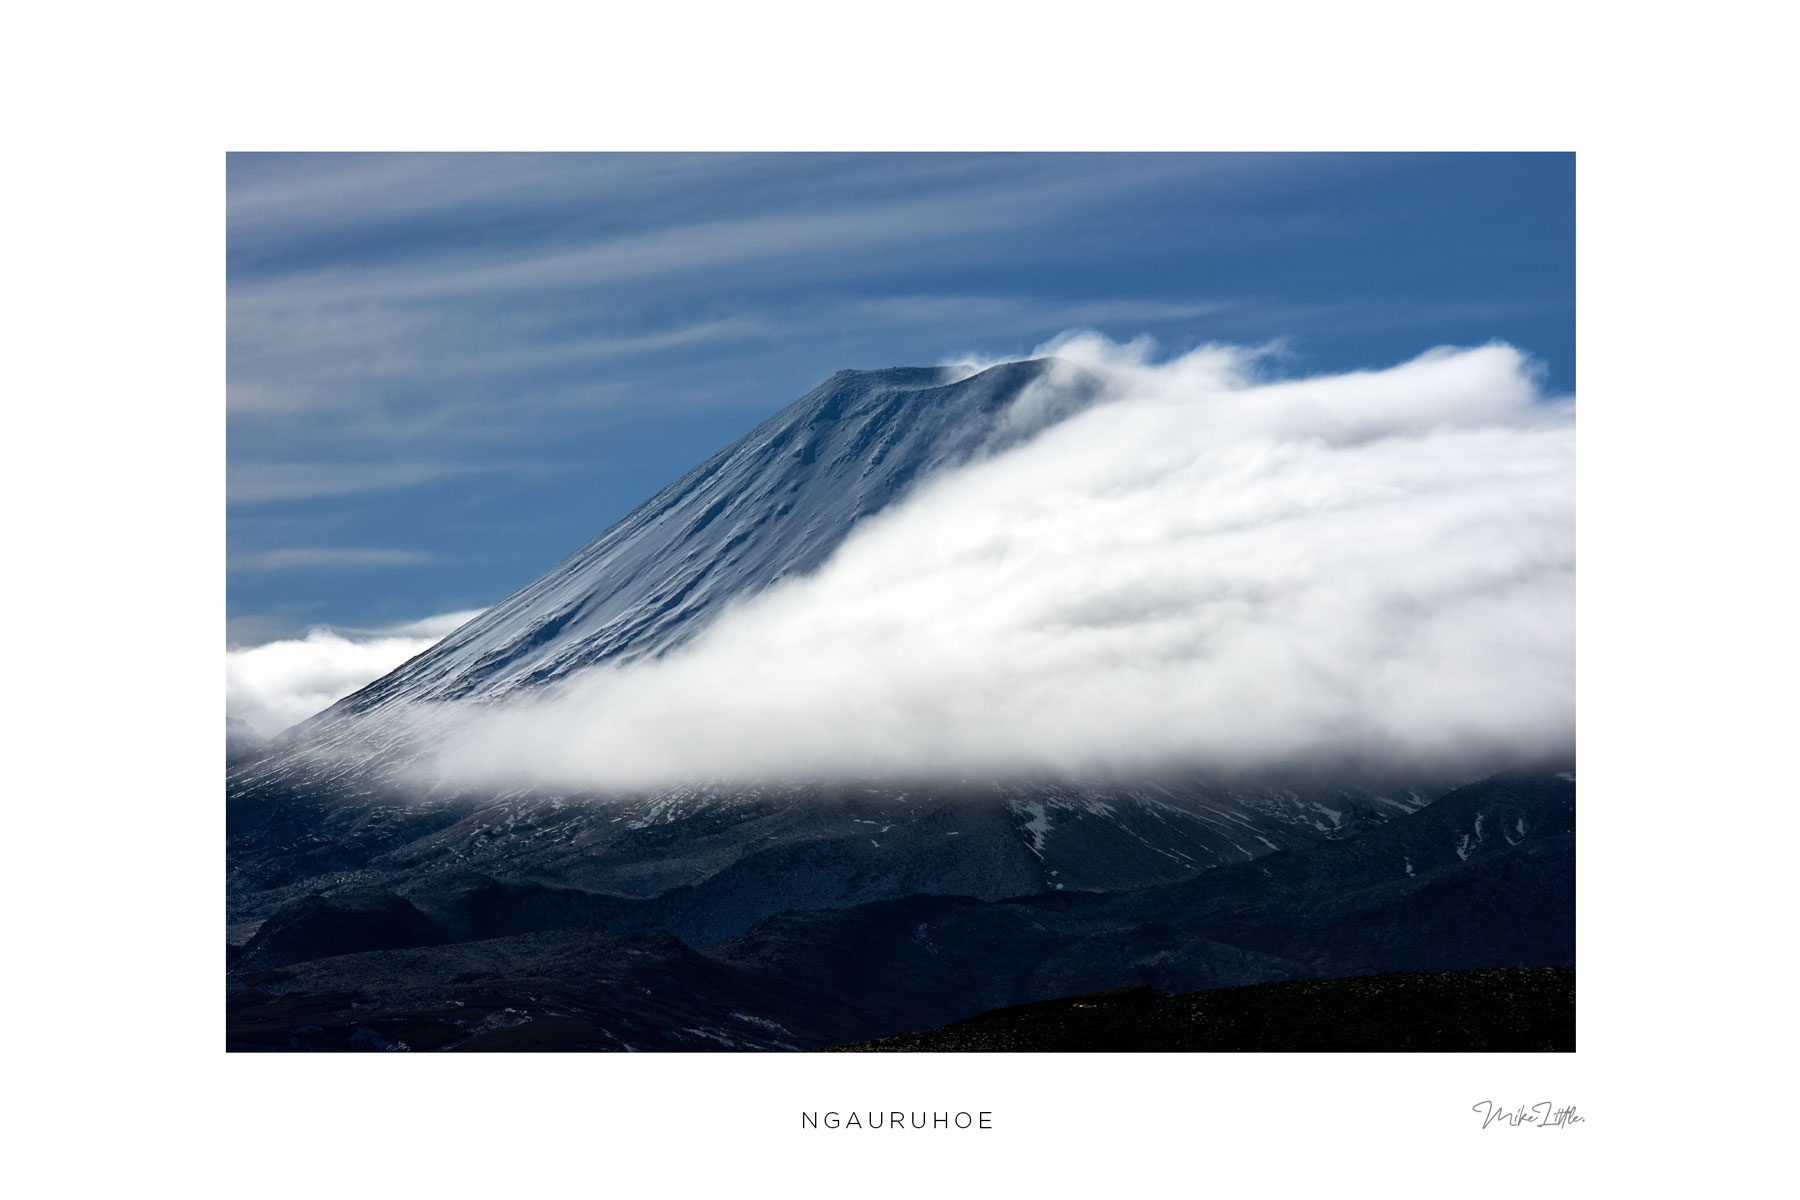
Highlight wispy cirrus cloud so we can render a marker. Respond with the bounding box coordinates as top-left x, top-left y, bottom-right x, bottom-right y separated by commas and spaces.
231, 547, 439, 571
226, 461, 484, 504
850, 294, 1239, 331
228, 312, 775, 416
228, 154, 751, 254
226, 154, 1334, 422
